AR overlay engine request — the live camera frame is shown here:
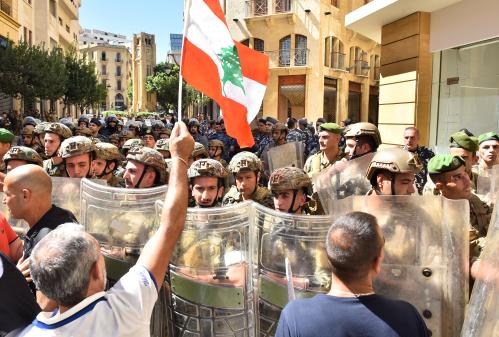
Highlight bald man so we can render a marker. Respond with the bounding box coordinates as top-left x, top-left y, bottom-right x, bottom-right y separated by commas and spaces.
2, 165, 77, 259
